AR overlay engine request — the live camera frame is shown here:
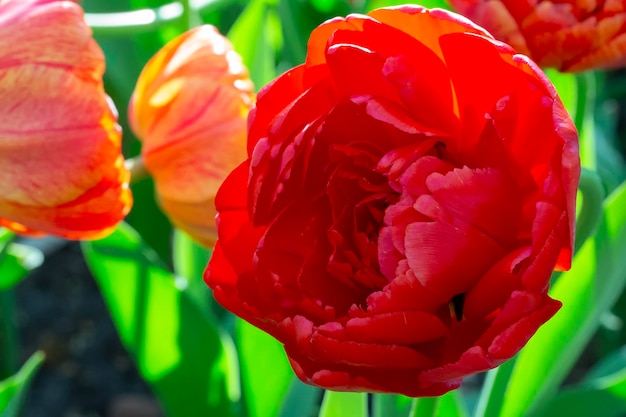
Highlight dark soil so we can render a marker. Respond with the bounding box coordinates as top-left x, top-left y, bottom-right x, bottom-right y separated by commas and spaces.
14, 242, 163, 417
